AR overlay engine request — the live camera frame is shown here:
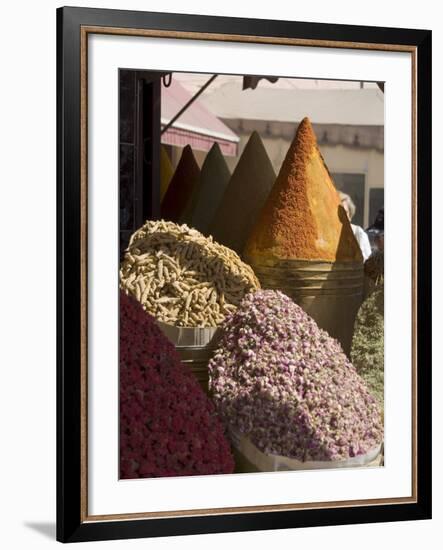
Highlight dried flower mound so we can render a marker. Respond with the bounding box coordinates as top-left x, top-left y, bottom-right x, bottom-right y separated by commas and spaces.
120, 291, 234, 478
209, 290, 383, 461
161, 145, 200, 222
120, 220, 260, 327
244, 117, 362, 263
